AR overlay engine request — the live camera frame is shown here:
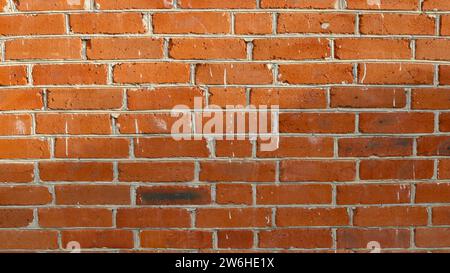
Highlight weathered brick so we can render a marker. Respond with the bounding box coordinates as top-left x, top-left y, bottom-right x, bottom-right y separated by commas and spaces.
280, 160, 356, 182
196, 208, 272, 228
140, 230, 212, 249
136, 185, 211, 205
47, 88, 123, 110
70, 13, 145, 34
259, 229, 332, 249
337, 184, 411, 205
153, 12, 231, 34
278, 13, 355, 34
5, 38, 82, 60
360, 14, 435, 35
116, 208, 191, 228
0, 14, 65, 35
200, 161, 276, 182
354, 207, 428, 227
87, 38, 163, 60
257, 185, 332, 205
119, 162, 195, 182
360, 160, 434, 180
